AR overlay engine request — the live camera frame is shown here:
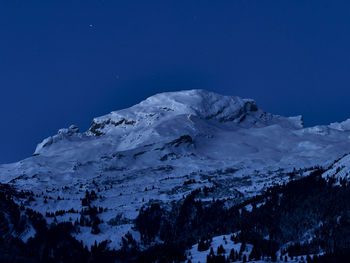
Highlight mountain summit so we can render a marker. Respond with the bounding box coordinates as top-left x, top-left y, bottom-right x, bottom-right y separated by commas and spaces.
35, 90, 303, 155
88, 89, 303, 136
